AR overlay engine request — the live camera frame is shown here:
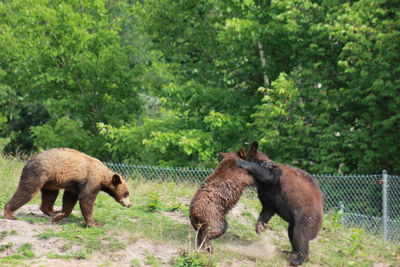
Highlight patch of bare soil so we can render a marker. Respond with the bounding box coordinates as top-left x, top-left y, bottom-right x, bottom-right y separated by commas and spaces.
224, 233, 277, 261
224, 203, 283, 263
24, 239, 180, 267
229, 202, 259, 226
1, 205, 181, 267
26, 258, 103, 267
159, 210, 188, 225
110, 238, 180, 266
373, 264, 392, 267
0, 205, 77, 259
